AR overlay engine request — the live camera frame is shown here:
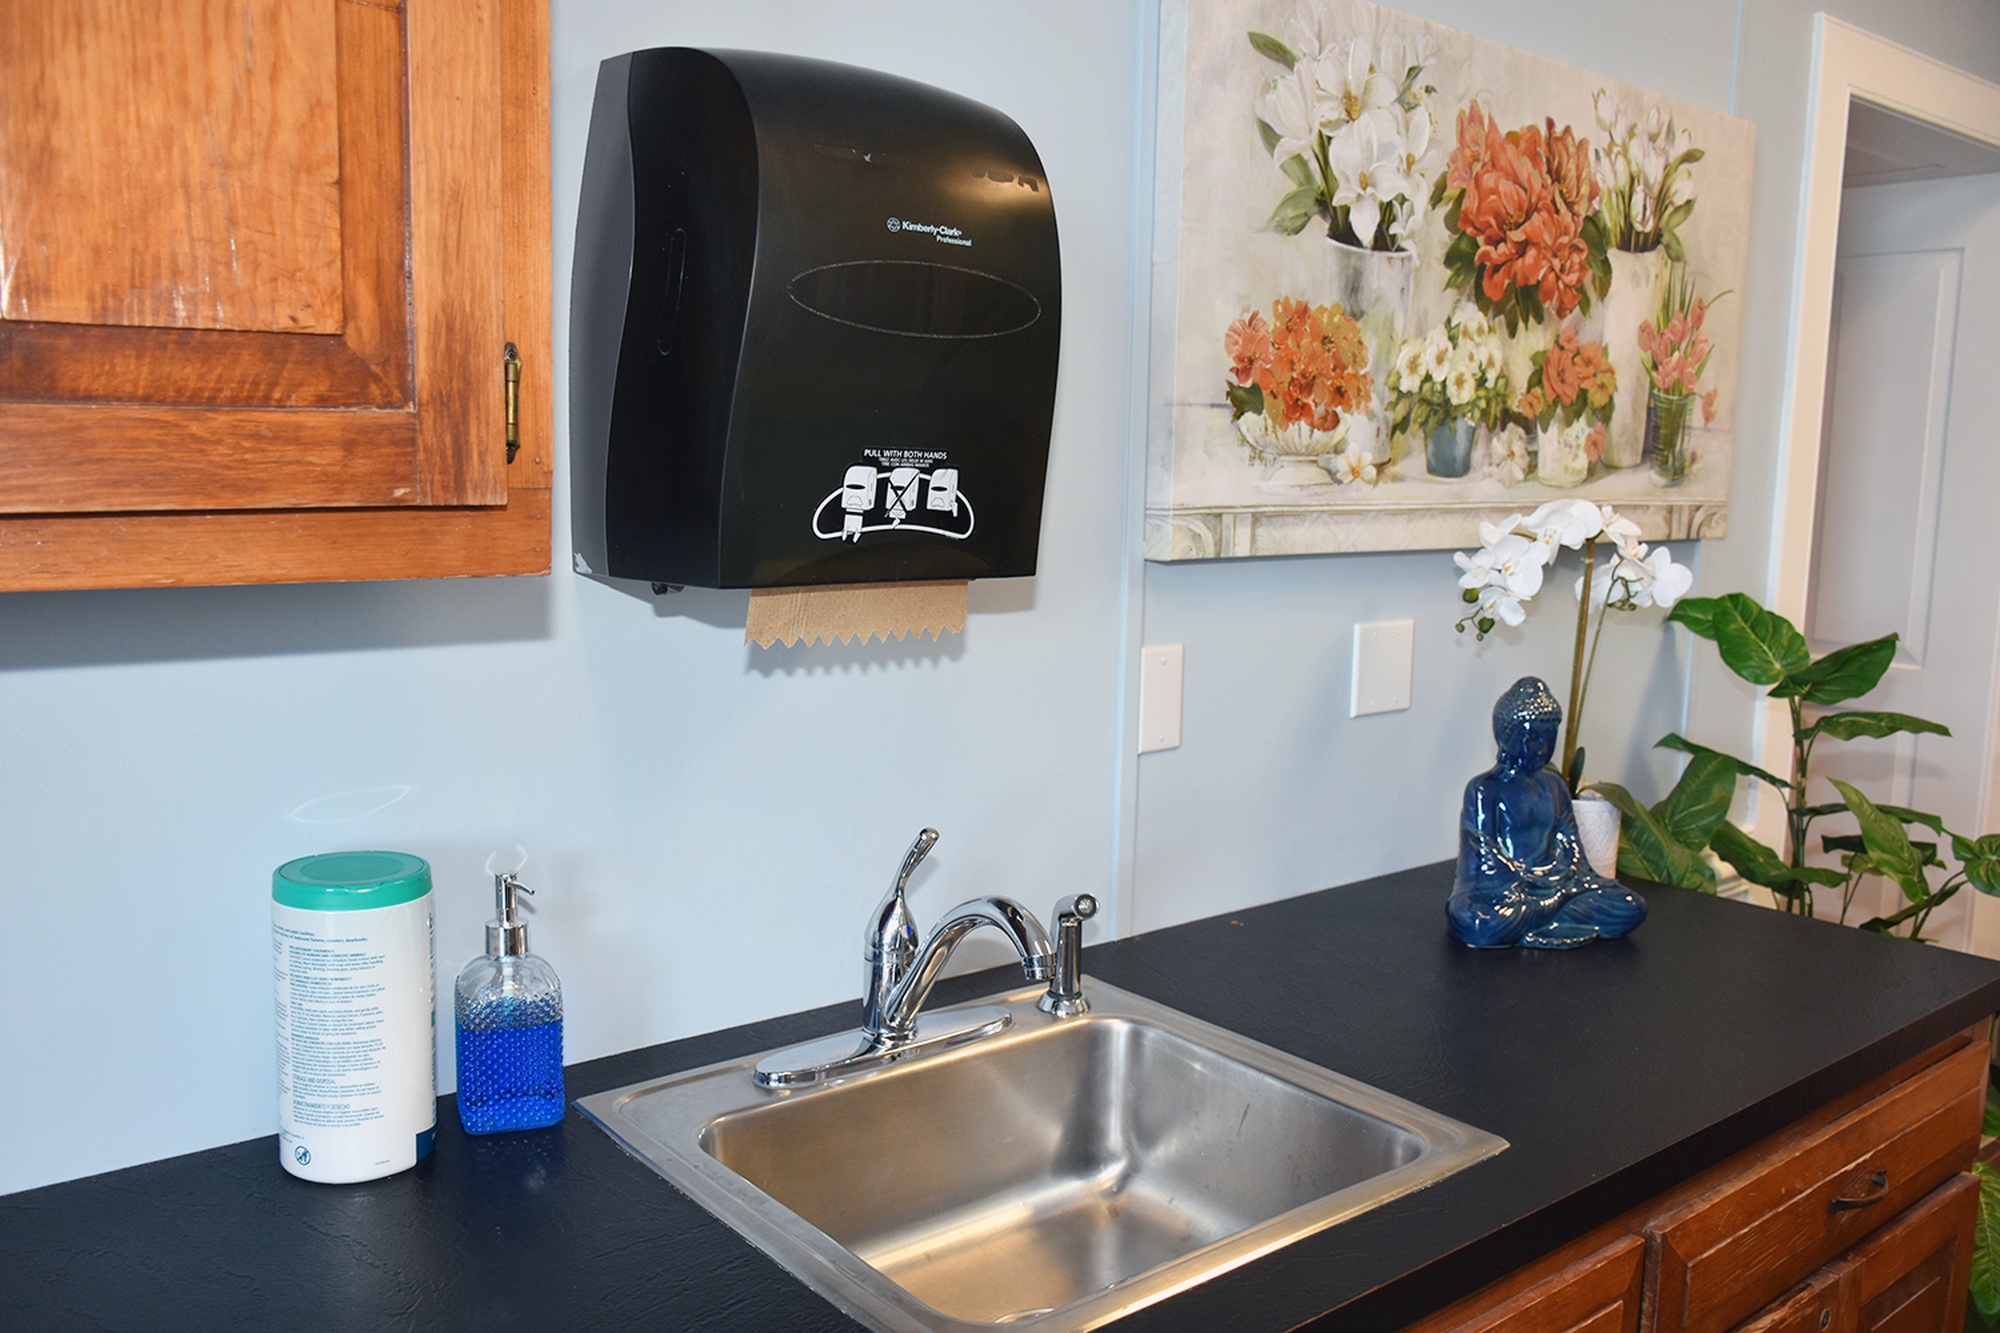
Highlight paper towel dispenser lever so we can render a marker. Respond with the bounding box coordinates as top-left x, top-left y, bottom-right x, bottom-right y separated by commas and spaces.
570, 48, 1063, 591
